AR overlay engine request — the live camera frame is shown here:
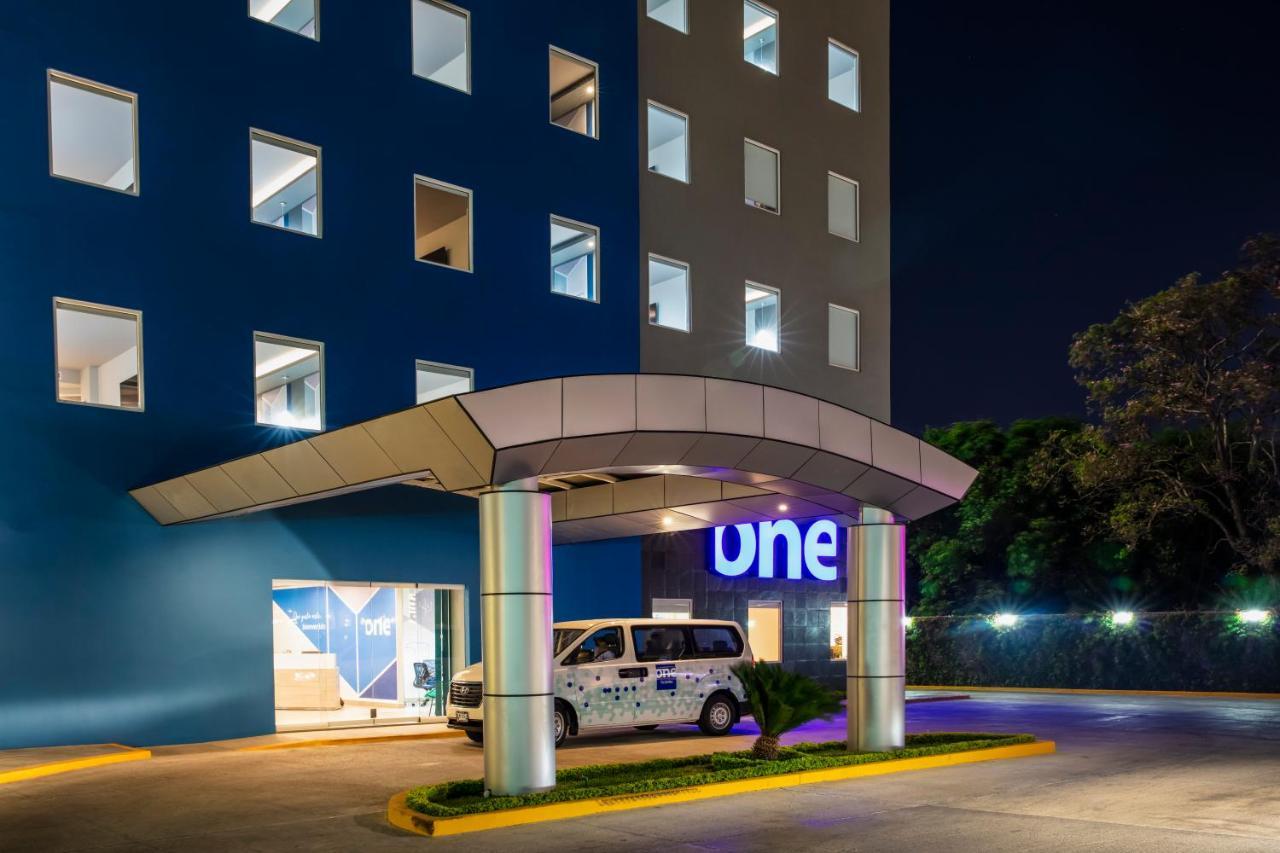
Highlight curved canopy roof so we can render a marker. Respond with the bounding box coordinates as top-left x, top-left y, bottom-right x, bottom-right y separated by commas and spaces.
130, 374, 977, 543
